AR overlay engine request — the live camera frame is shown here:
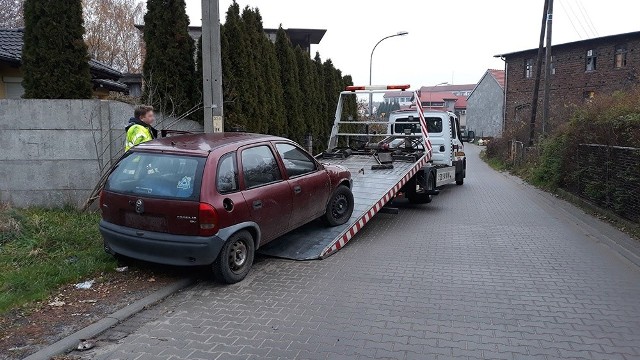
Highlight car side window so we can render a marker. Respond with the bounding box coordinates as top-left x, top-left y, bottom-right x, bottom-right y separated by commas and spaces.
275, 143, 317, 178
216, 152, 238, 194
241, 145, 282, 189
